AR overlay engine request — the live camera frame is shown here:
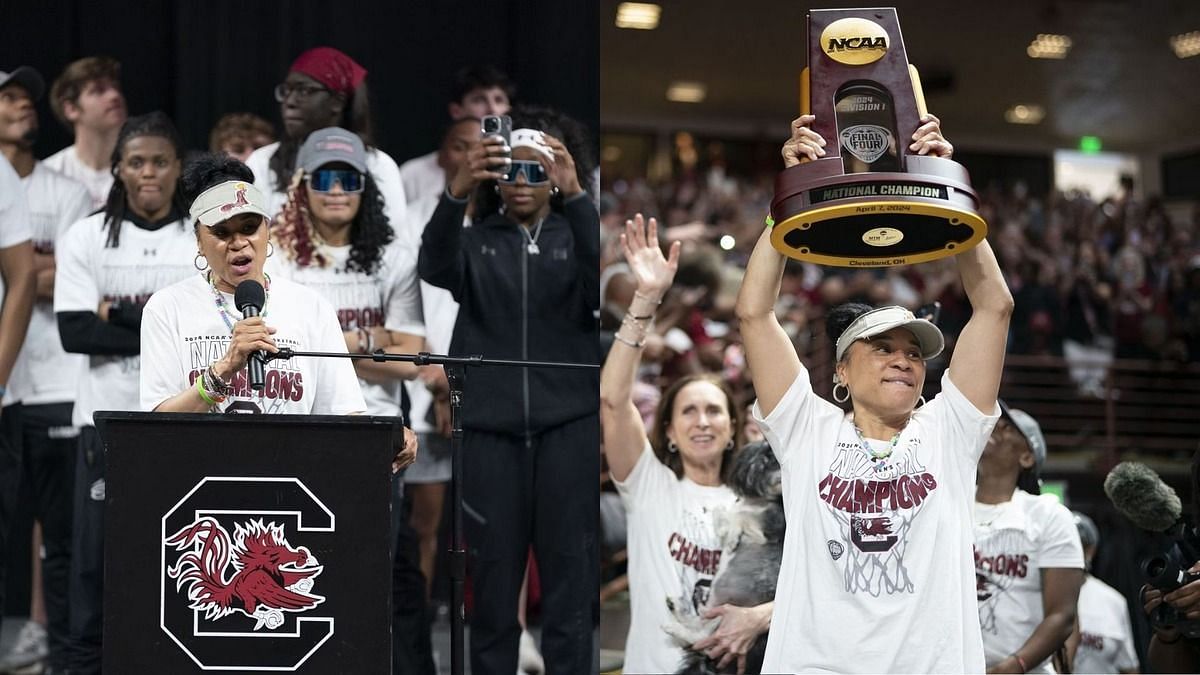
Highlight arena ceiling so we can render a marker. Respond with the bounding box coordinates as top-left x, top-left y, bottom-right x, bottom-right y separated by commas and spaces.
600, 0, 1200, 154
